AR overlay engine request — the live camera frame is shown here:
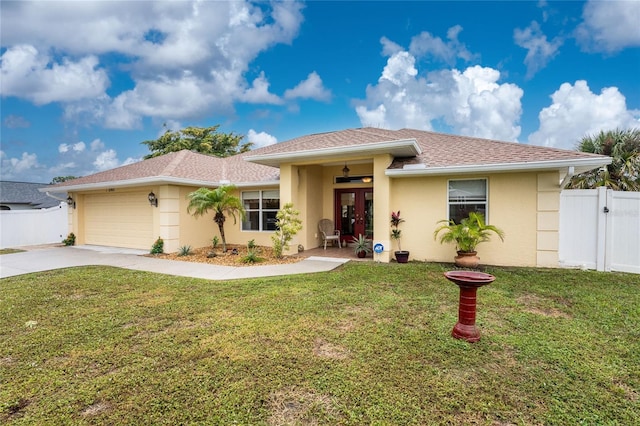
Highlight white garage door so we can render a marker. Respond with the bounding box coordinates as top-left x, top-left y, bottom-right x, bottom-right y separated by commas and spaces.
84, 191, 153, 249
